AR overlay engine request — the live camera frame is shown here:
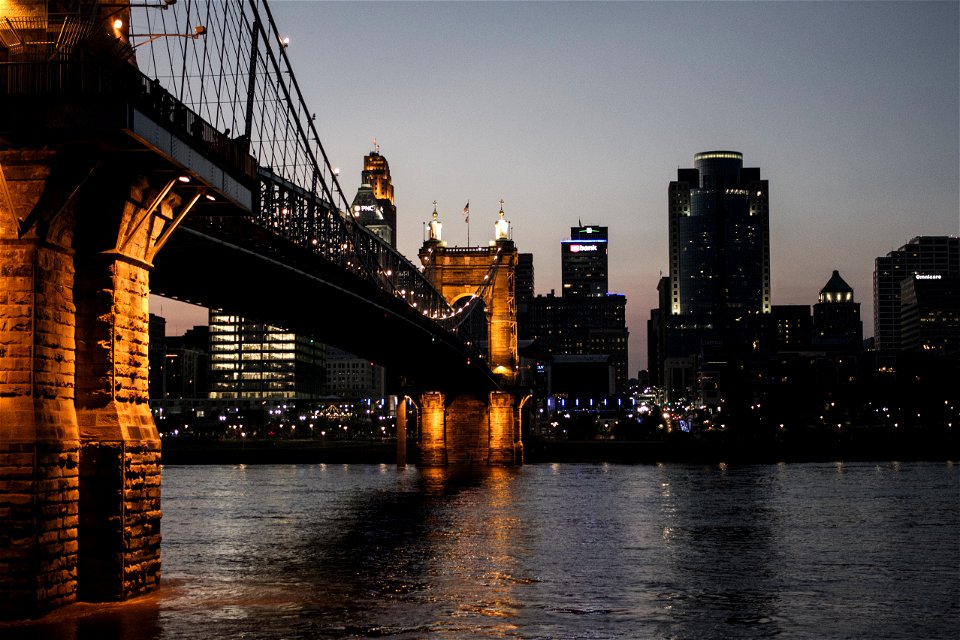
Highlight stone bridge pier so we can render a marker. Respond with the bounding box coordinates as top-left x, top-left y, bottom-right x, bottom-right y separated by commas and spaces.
0, 146, 175, 617
418, 391, 526, 466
